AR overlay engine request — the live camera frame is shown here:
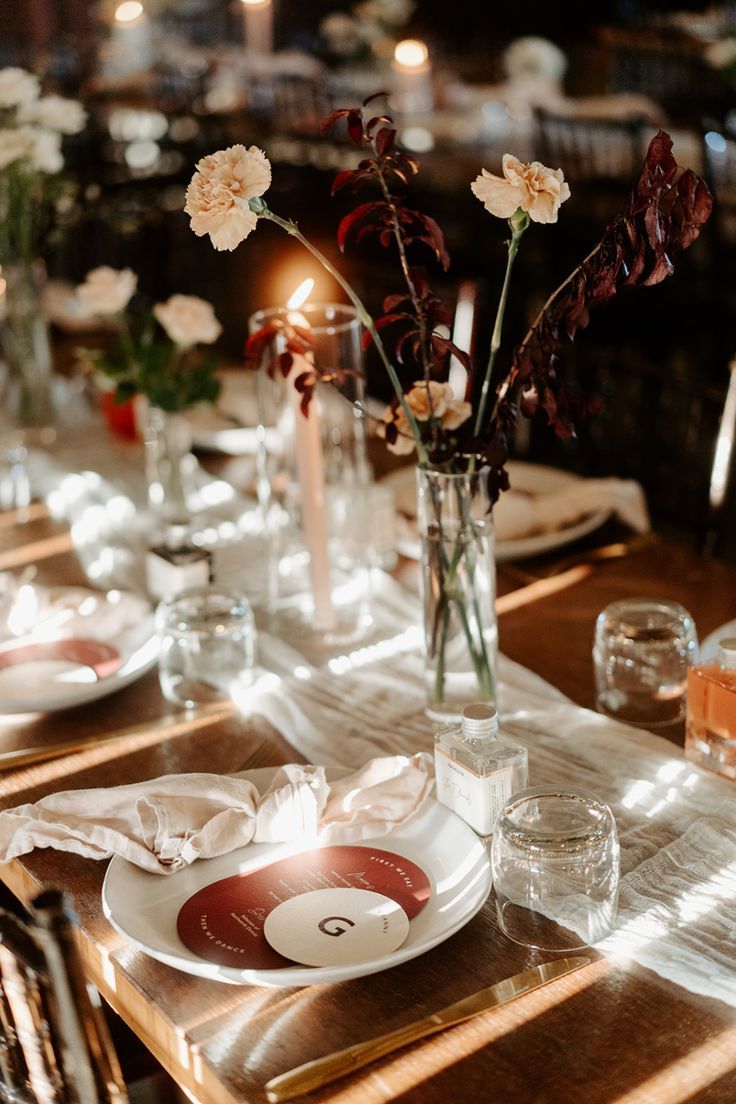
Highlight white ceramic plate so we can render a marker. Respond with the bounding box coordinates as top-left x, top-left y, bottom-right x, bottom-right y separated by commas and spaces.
187, 411, 261, 456
102, 767, 491, 987
384, 461, 610, 562
700, 620, 736, 661
0, 615, 158, 715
